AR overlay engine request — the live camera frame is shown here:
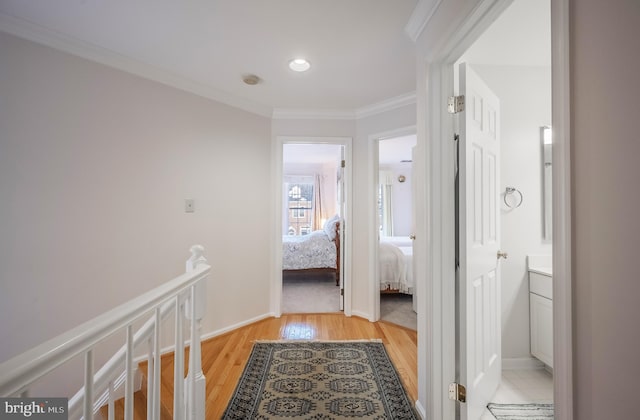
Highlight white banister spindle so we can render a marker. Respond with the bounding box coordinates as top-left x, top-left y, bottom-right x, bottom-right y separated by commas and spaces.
173, 296, 185, 420
108, 381, 115, 420
146, 336, 153, 419
184, 245, 207, 420
83, 350, 94, 420
124, 325, 134, 420
152, 307, 161, 420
